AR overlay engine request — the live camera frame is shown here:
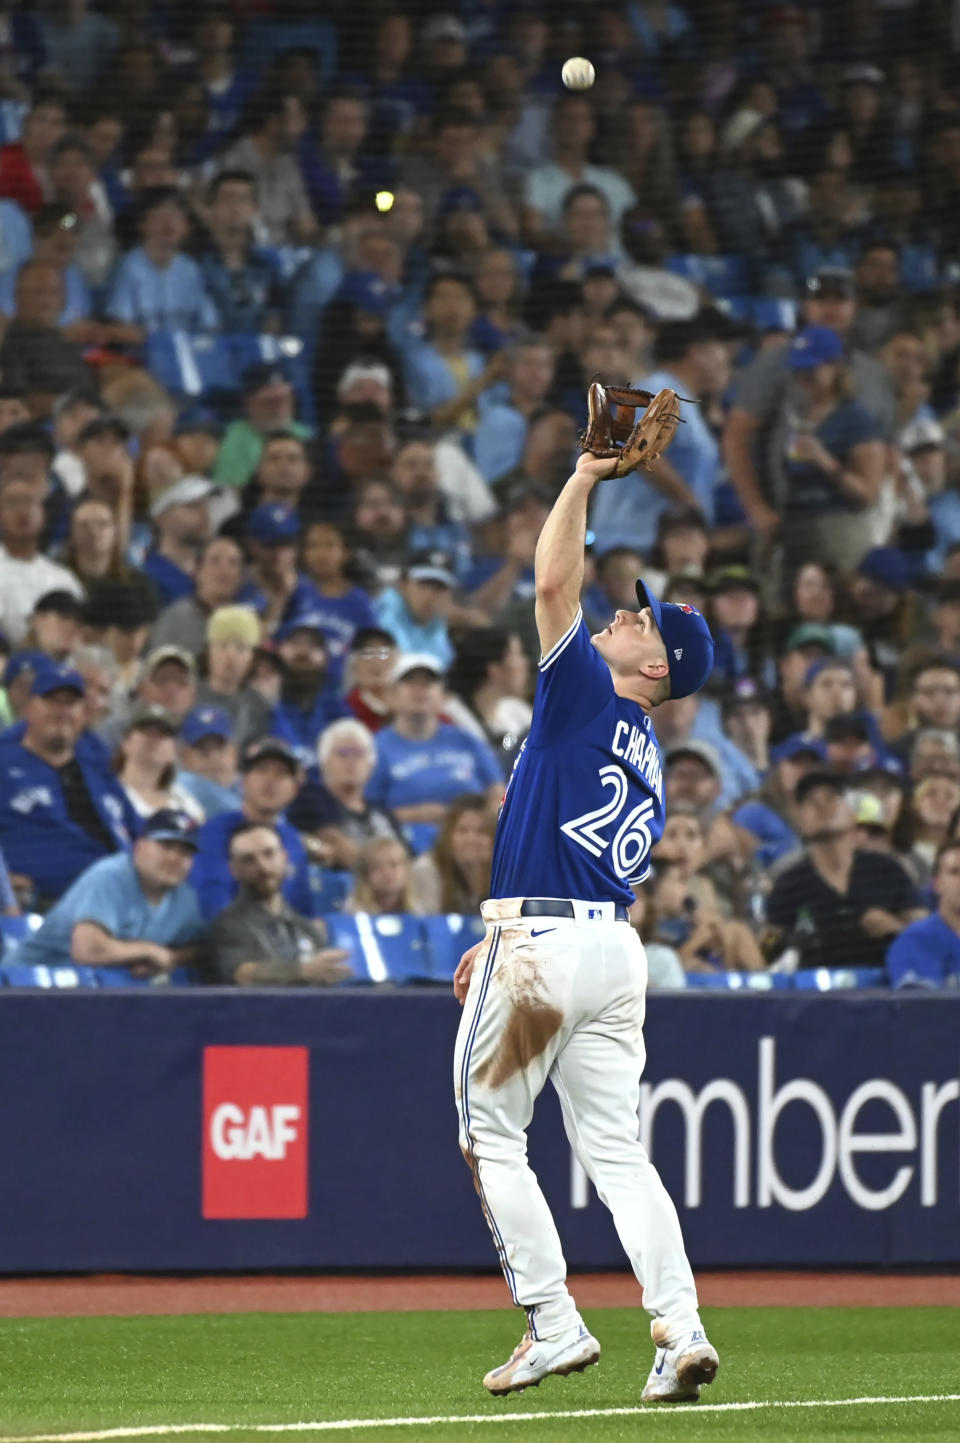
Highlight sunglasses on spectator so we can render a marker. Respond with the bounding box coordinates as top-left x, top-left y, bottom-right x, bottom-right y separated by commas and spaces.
356, 646, 393, 660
